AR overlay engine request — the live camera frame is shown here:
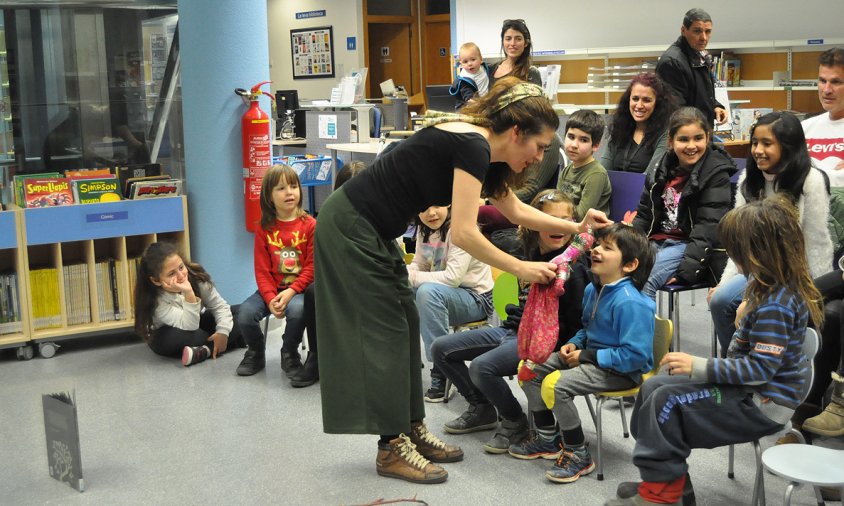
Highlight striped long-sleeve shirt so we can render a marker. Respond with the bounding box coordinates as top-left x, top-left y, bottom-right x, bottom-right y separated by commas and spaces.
691, 286, 810, 424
